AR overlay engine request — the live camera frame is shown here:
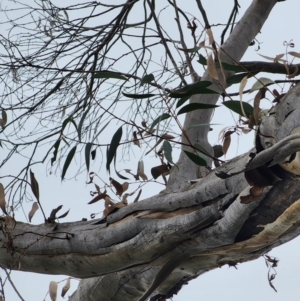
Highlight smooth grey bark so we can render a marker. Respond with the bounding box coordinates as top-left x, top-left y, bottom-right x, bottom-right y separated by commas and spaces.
3, 1, 300, 301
